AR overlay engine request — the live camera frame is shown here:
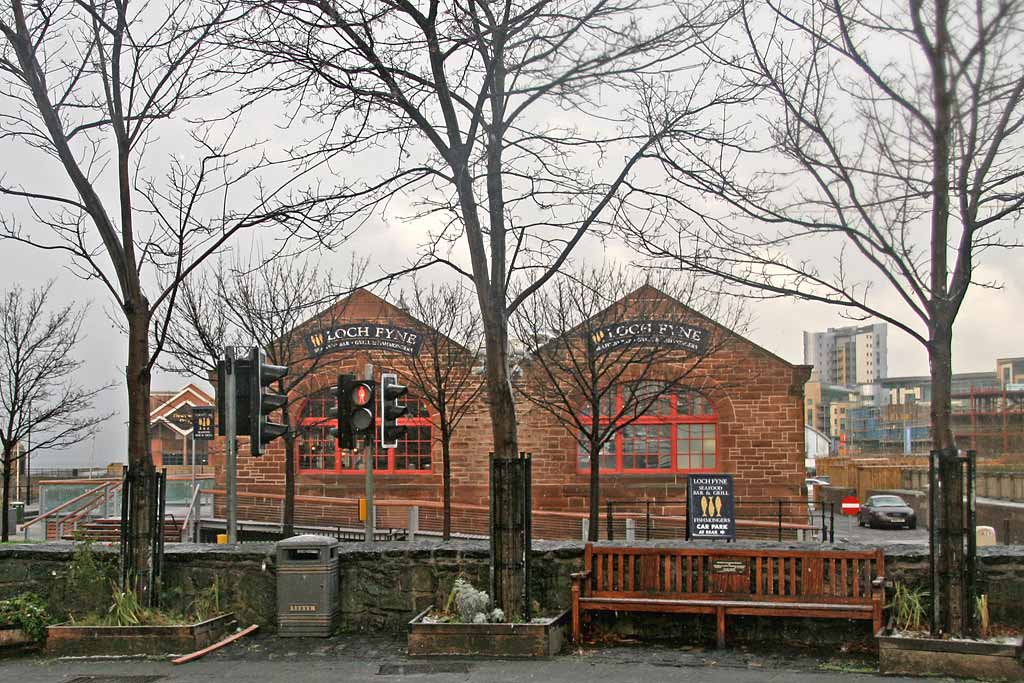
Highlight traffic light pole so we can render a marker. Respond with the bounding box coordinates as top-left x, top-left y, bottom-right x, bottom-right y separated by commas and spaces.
225, 347, 238, 544
363, 363, 374, 542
